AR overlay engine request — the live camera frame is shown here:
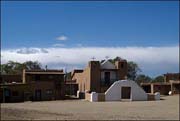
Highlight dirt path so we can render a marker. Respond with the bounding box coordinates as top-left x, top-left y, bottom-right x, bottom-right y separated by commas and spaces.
1, 95, 179, 120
